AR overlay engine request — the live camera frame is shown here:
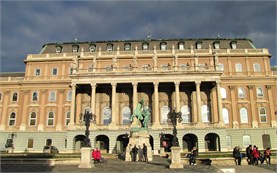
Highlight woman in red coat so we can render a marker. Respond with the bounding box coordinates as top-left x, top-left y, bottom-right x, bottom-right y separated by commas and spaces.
95, 147, 101, 163
252, 146, 260, 165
